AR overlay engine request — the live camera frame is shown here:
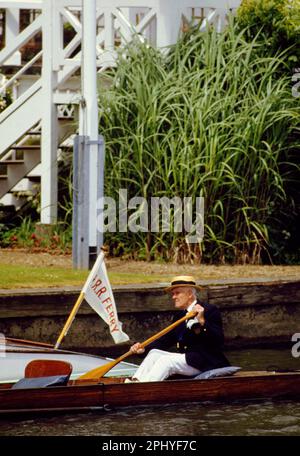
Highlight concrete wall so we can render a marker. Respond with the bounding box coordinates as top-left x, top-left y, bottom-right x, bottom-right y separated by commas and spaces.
0, 278, 299, 354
